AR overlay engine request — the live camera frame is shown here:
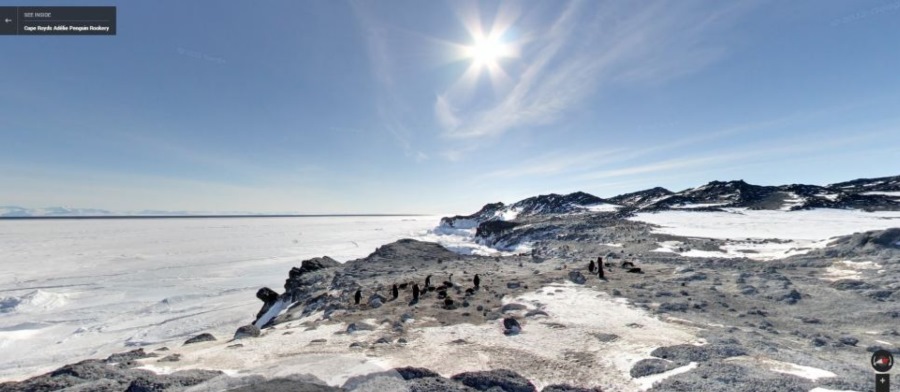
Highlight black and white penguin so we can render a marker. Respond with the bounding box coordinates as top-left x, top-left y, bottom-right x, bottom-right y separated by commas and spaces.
392, 284, 399, 300
442, 274, 454, 288
589, 260, 596, 273
354, 289, 362, 305
425, 275, 432, 288
473, 274, 481, 289
412, 284, 420, 301
597, 257, 605, 279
